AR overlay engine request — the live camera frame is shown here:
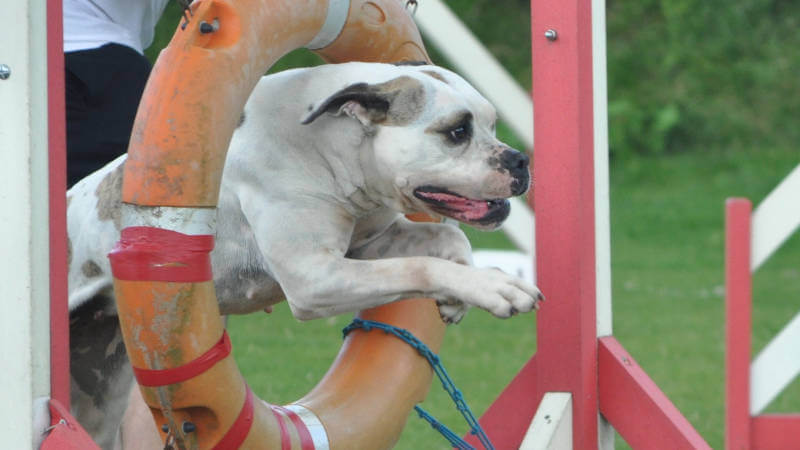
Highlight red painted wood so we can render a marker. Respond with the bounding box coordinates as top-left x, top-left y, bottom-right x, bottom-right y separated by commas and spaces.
598, 337, 711, 449
725, 198, 752, 450
463, 355, 538, 448
531, 0, 599, 447
751, 414, 800, 449
40, 400, 100, 450
47, 0, 70, 408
